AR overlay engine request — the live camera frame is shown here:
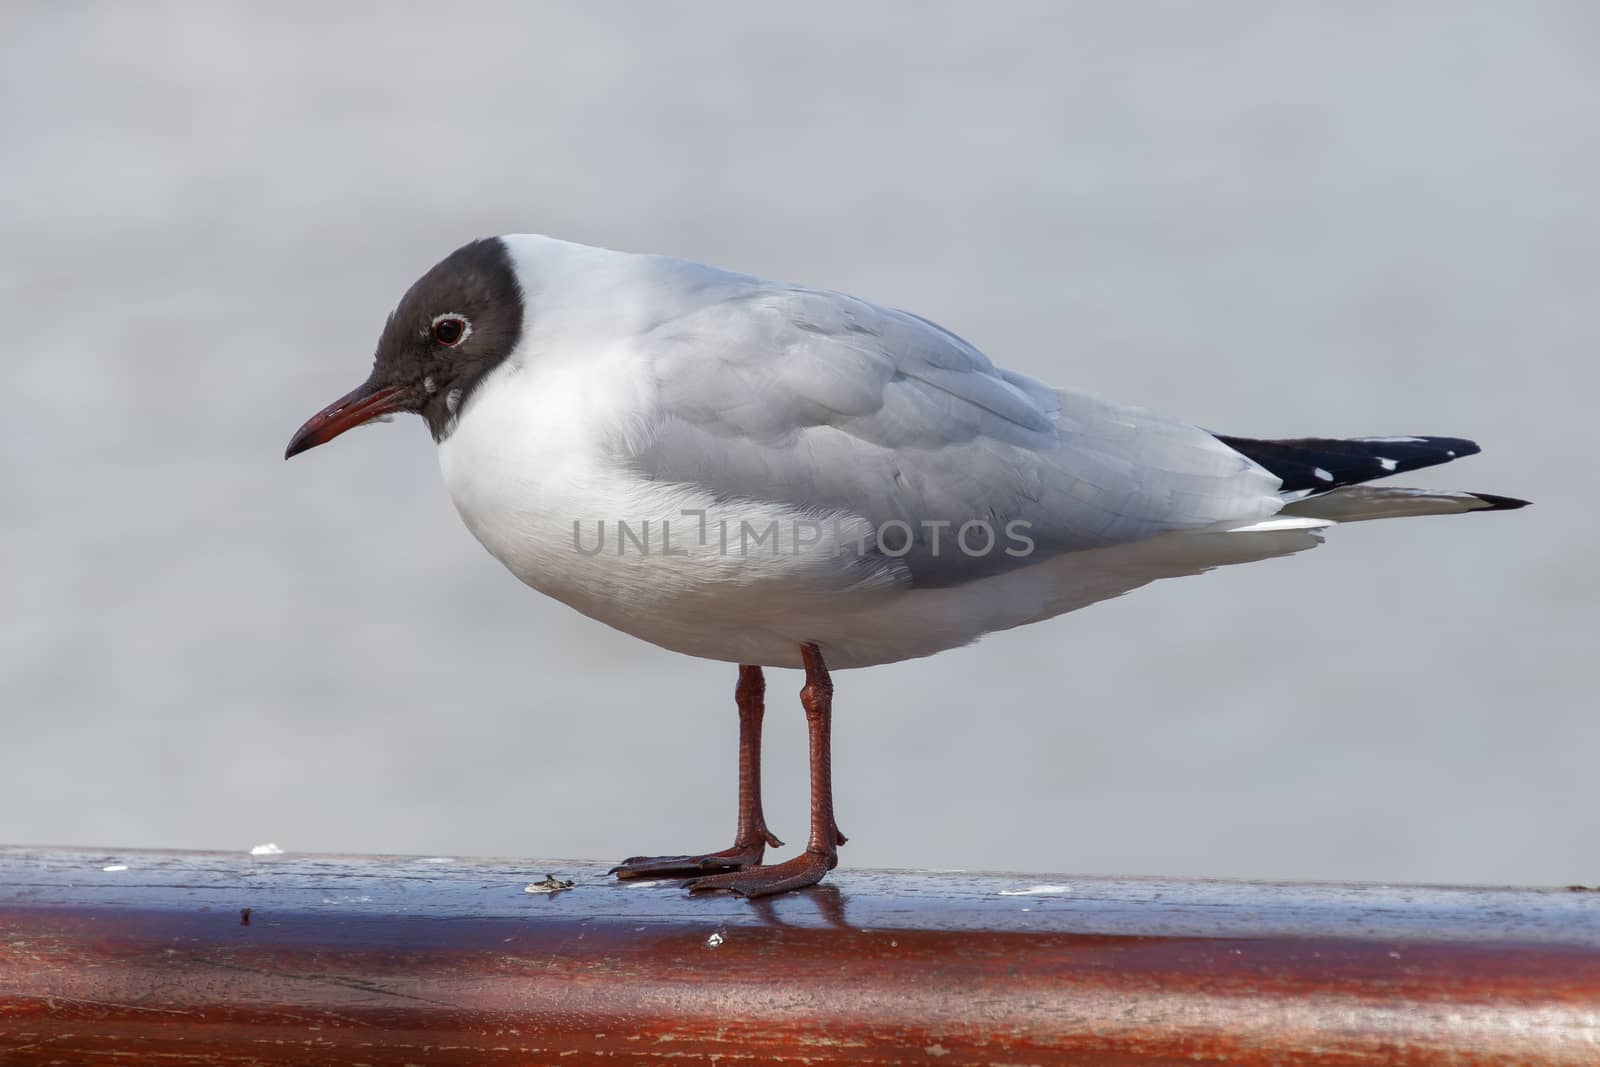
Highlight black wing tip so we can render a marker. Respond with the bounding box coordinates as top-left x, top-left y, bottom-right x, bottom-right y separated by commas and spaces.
1351, 434, 1481, 458
1217, 433, 1491, 495
1470, 492, 1531, 511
